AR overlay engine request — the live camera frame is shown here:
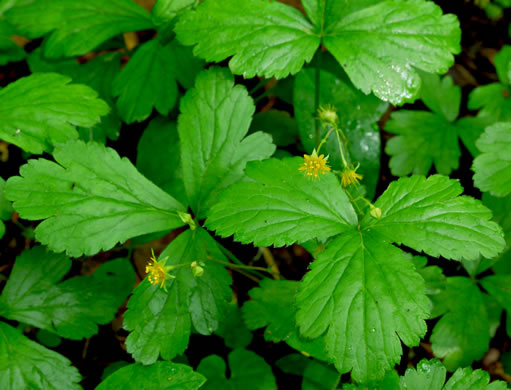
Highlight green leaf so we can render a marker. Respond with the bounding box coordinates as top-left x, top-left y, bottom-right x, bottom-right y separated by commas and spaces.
293, 60, 387, 198
0, 321, 82, 390
0, 21, 25, 65
5, 0, 154, 57
178, 67, 275, 218
0, 246, 135, 339
0, 177, 12, 221
468, 83, 511, 124
472, 122, 511, 197
243, 279, 329, 361
400, 359, 445, 390
481, 274, 511, 337
296, 230, 429, 382
113, 39, 201, 124
419, 72, 461, 122
175, 0, 319, 79
443, 366, 507, 390
176, 0, 459, 105
206, 157, 358, 247
483, 193, 511, 248
385, 111, 460, 176
455, 116, 487, 157
0, 73, 110, 154
152, 0, 197, 26
96, 361, 206, 390
137, 117, 186, 205
28, 50, 123, 143
249, 109, 298, 147
5, 140, 186, 257
123, 228, 231, 364
430, 277, 489, 371
363, 175, 505, 261
215, 301, 253, 349
322, 0, 460, 105
342, 370, 400, 390
302, 360, 341, 390
495, 45, 511, 86
197, 349, 277, 390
